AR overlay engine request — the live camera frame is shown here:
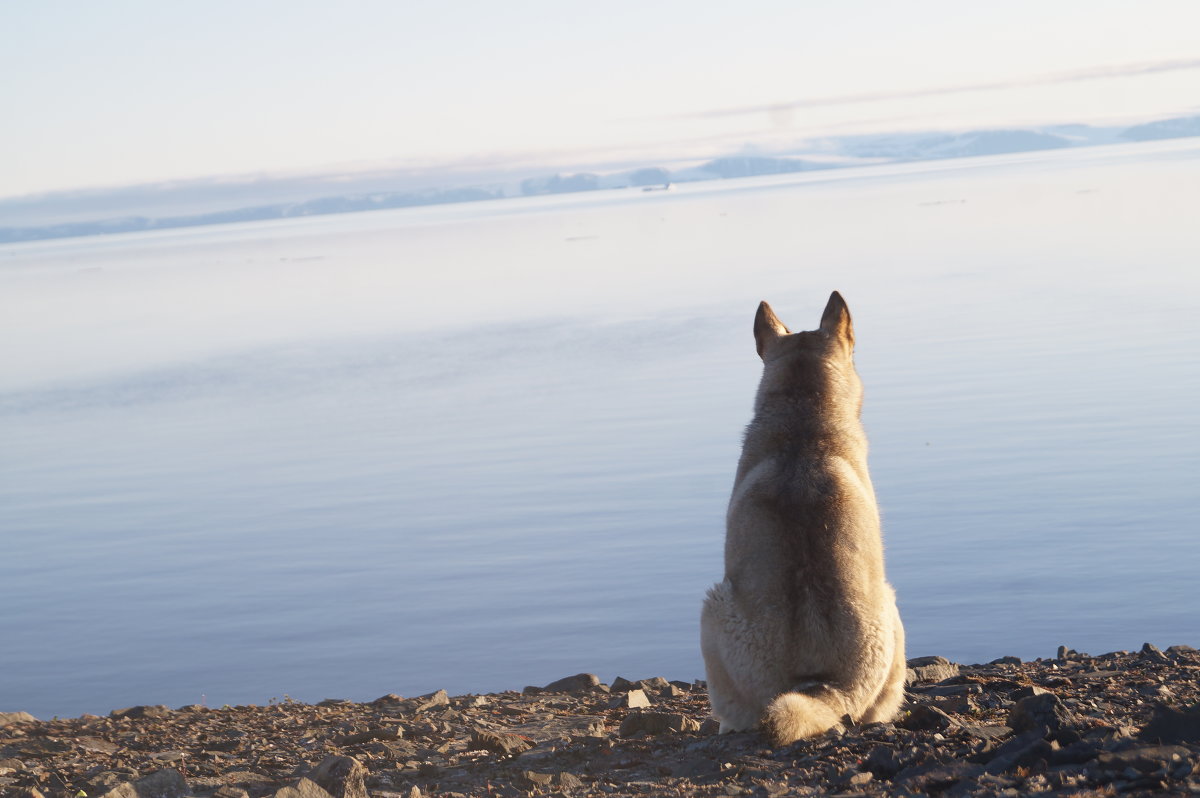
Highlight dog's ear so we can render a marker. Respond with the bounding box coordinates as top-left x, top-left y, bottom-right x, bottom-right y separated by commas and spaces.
818, 291, 854, 350
754, 301, 790, 360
